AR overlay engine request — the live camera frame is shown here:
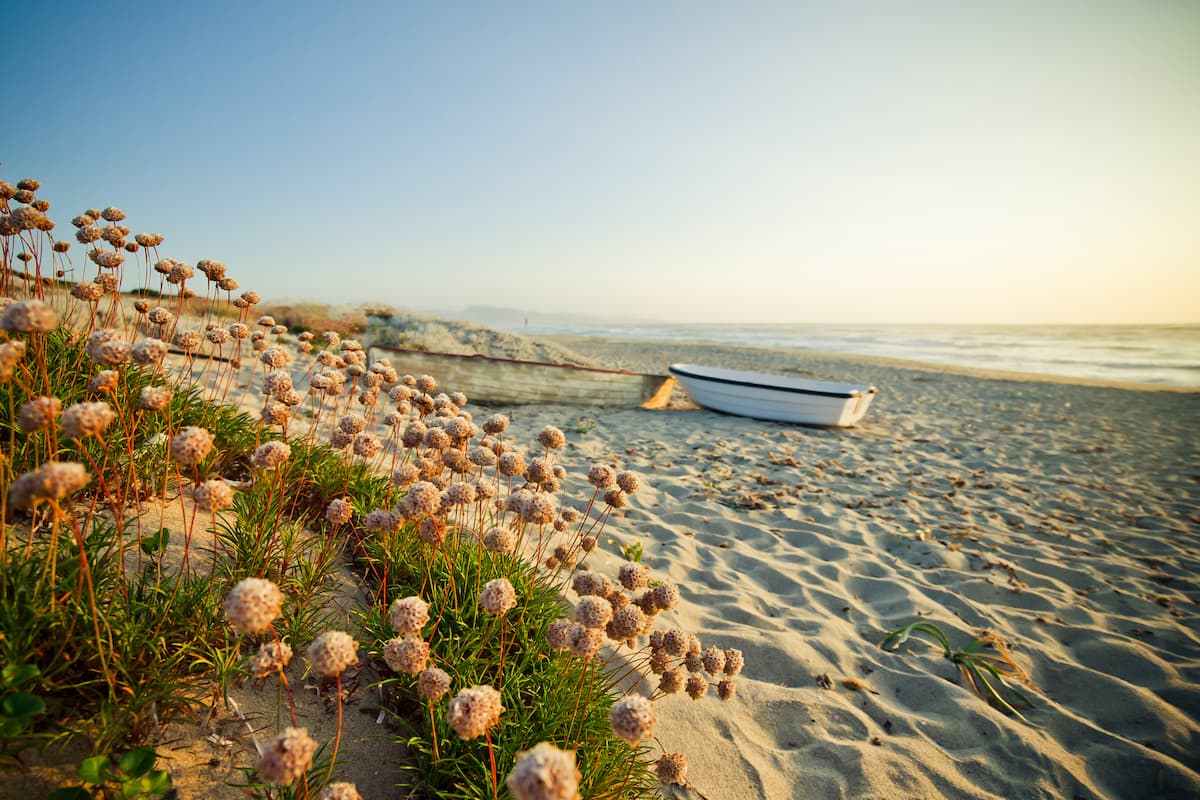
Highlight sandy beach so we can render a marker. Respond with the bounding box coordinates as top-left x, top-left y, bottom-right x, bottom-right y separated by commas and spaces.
500, 334, 1200, 800
6, 316, 1198, 800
